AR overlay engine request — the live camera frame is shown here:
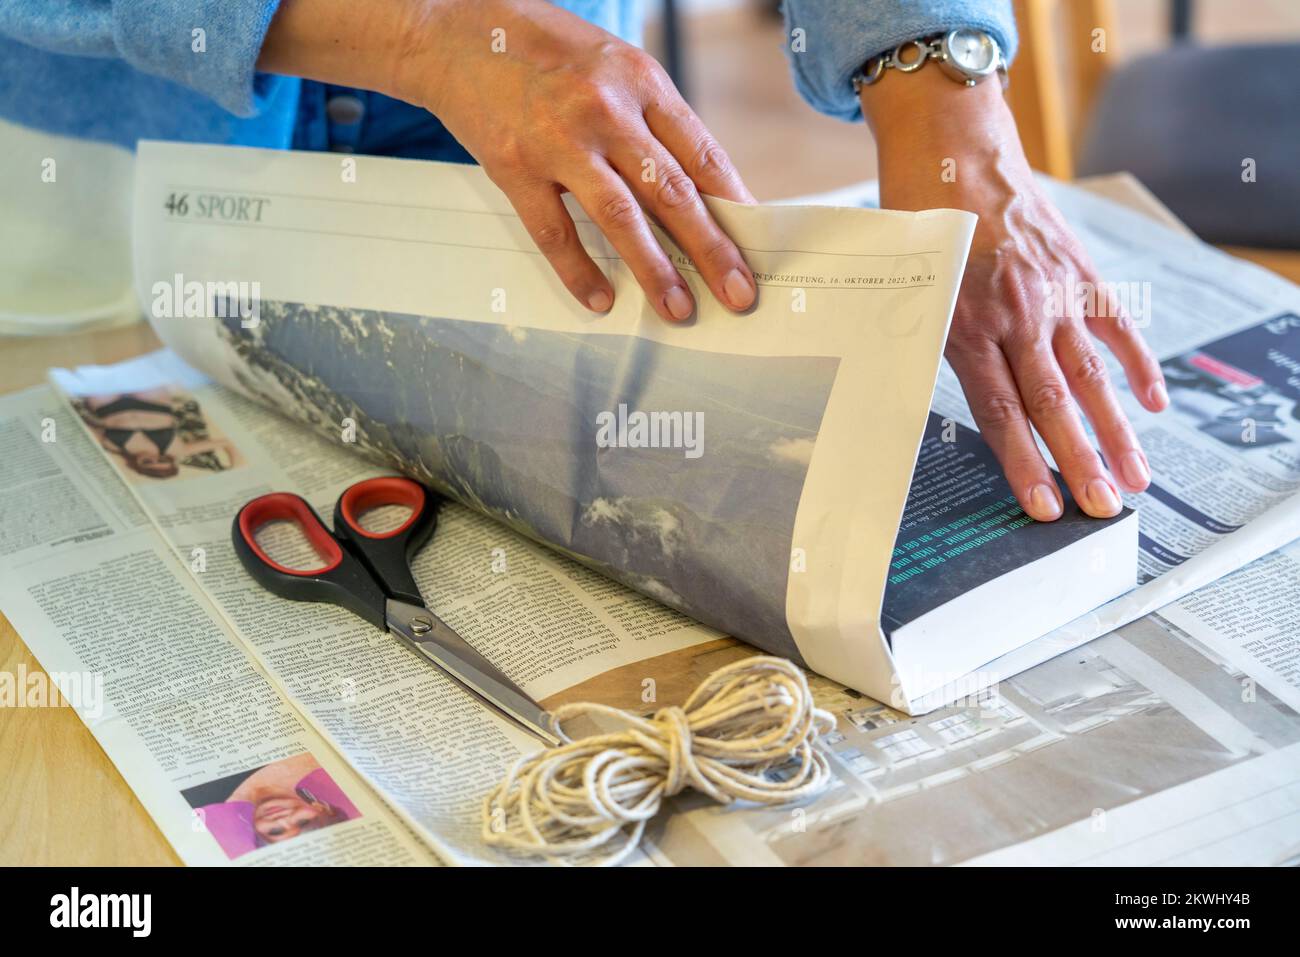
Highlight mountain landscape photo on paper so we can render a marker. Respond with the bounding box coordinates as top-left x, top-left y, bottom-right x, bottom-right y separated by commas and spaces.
213, 302, 840, 660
